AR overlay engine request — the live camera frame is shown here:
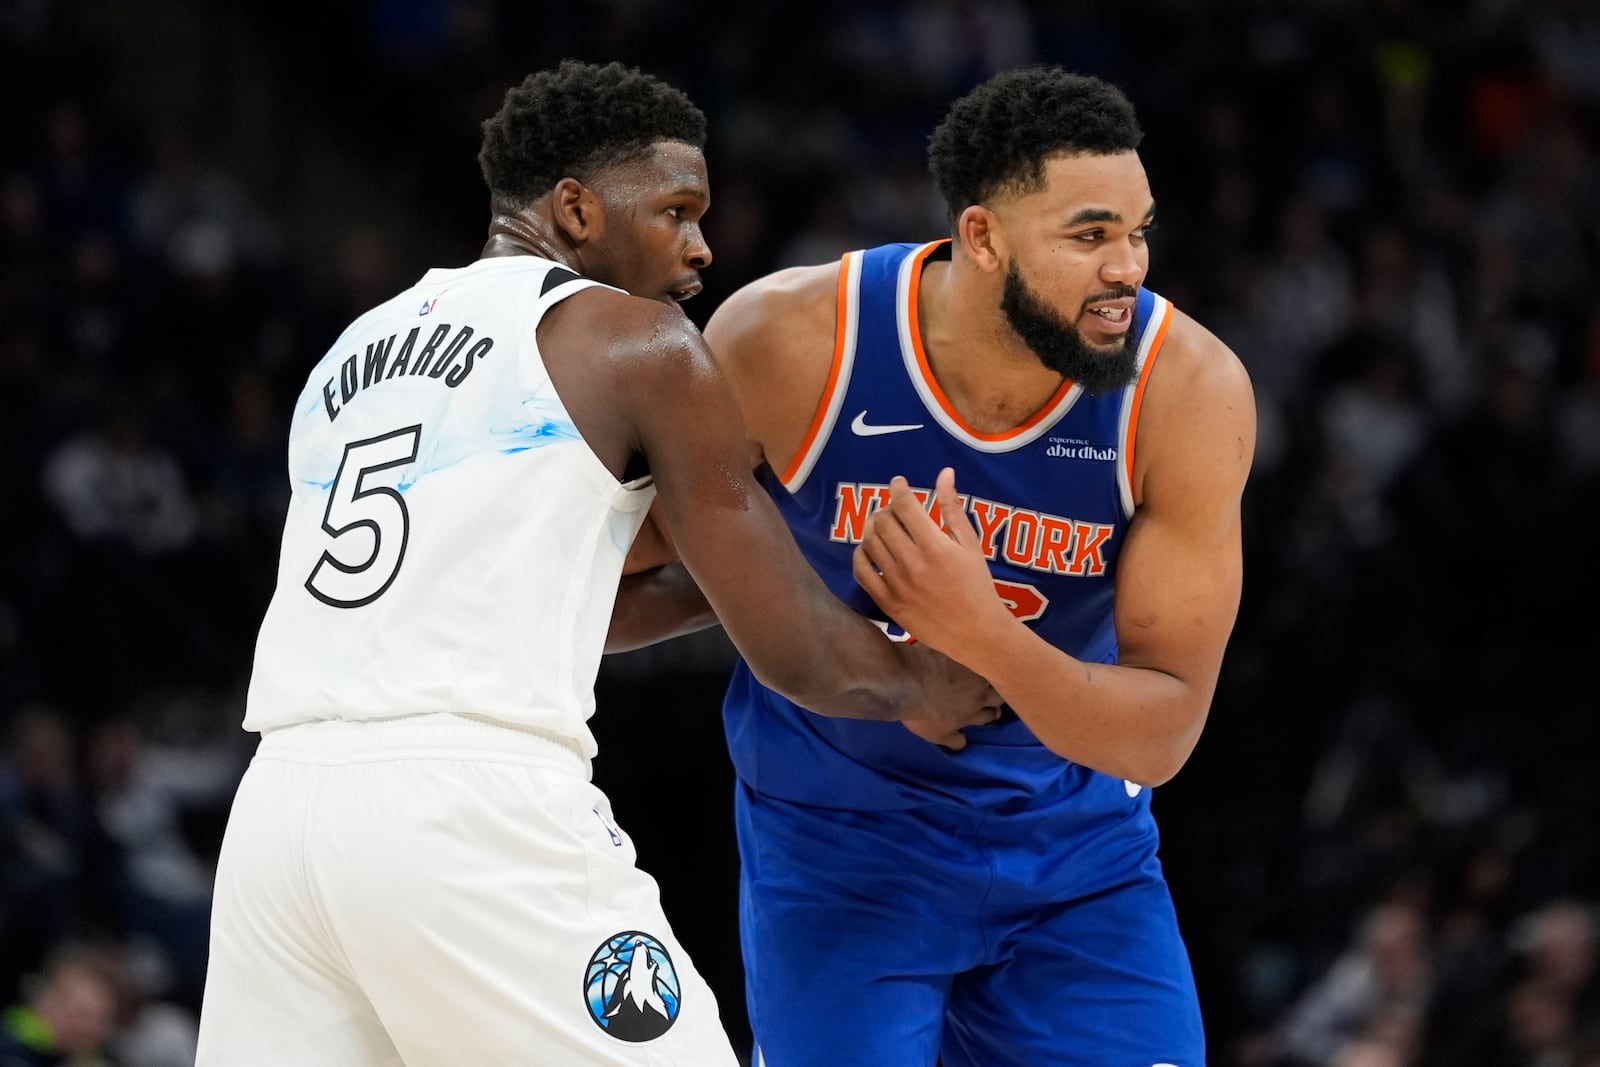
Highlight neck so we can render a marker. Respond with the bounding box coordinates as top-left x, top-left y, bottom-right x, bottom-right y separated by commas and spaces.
479, 210, 574, 267
918, 258, 1065, 433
